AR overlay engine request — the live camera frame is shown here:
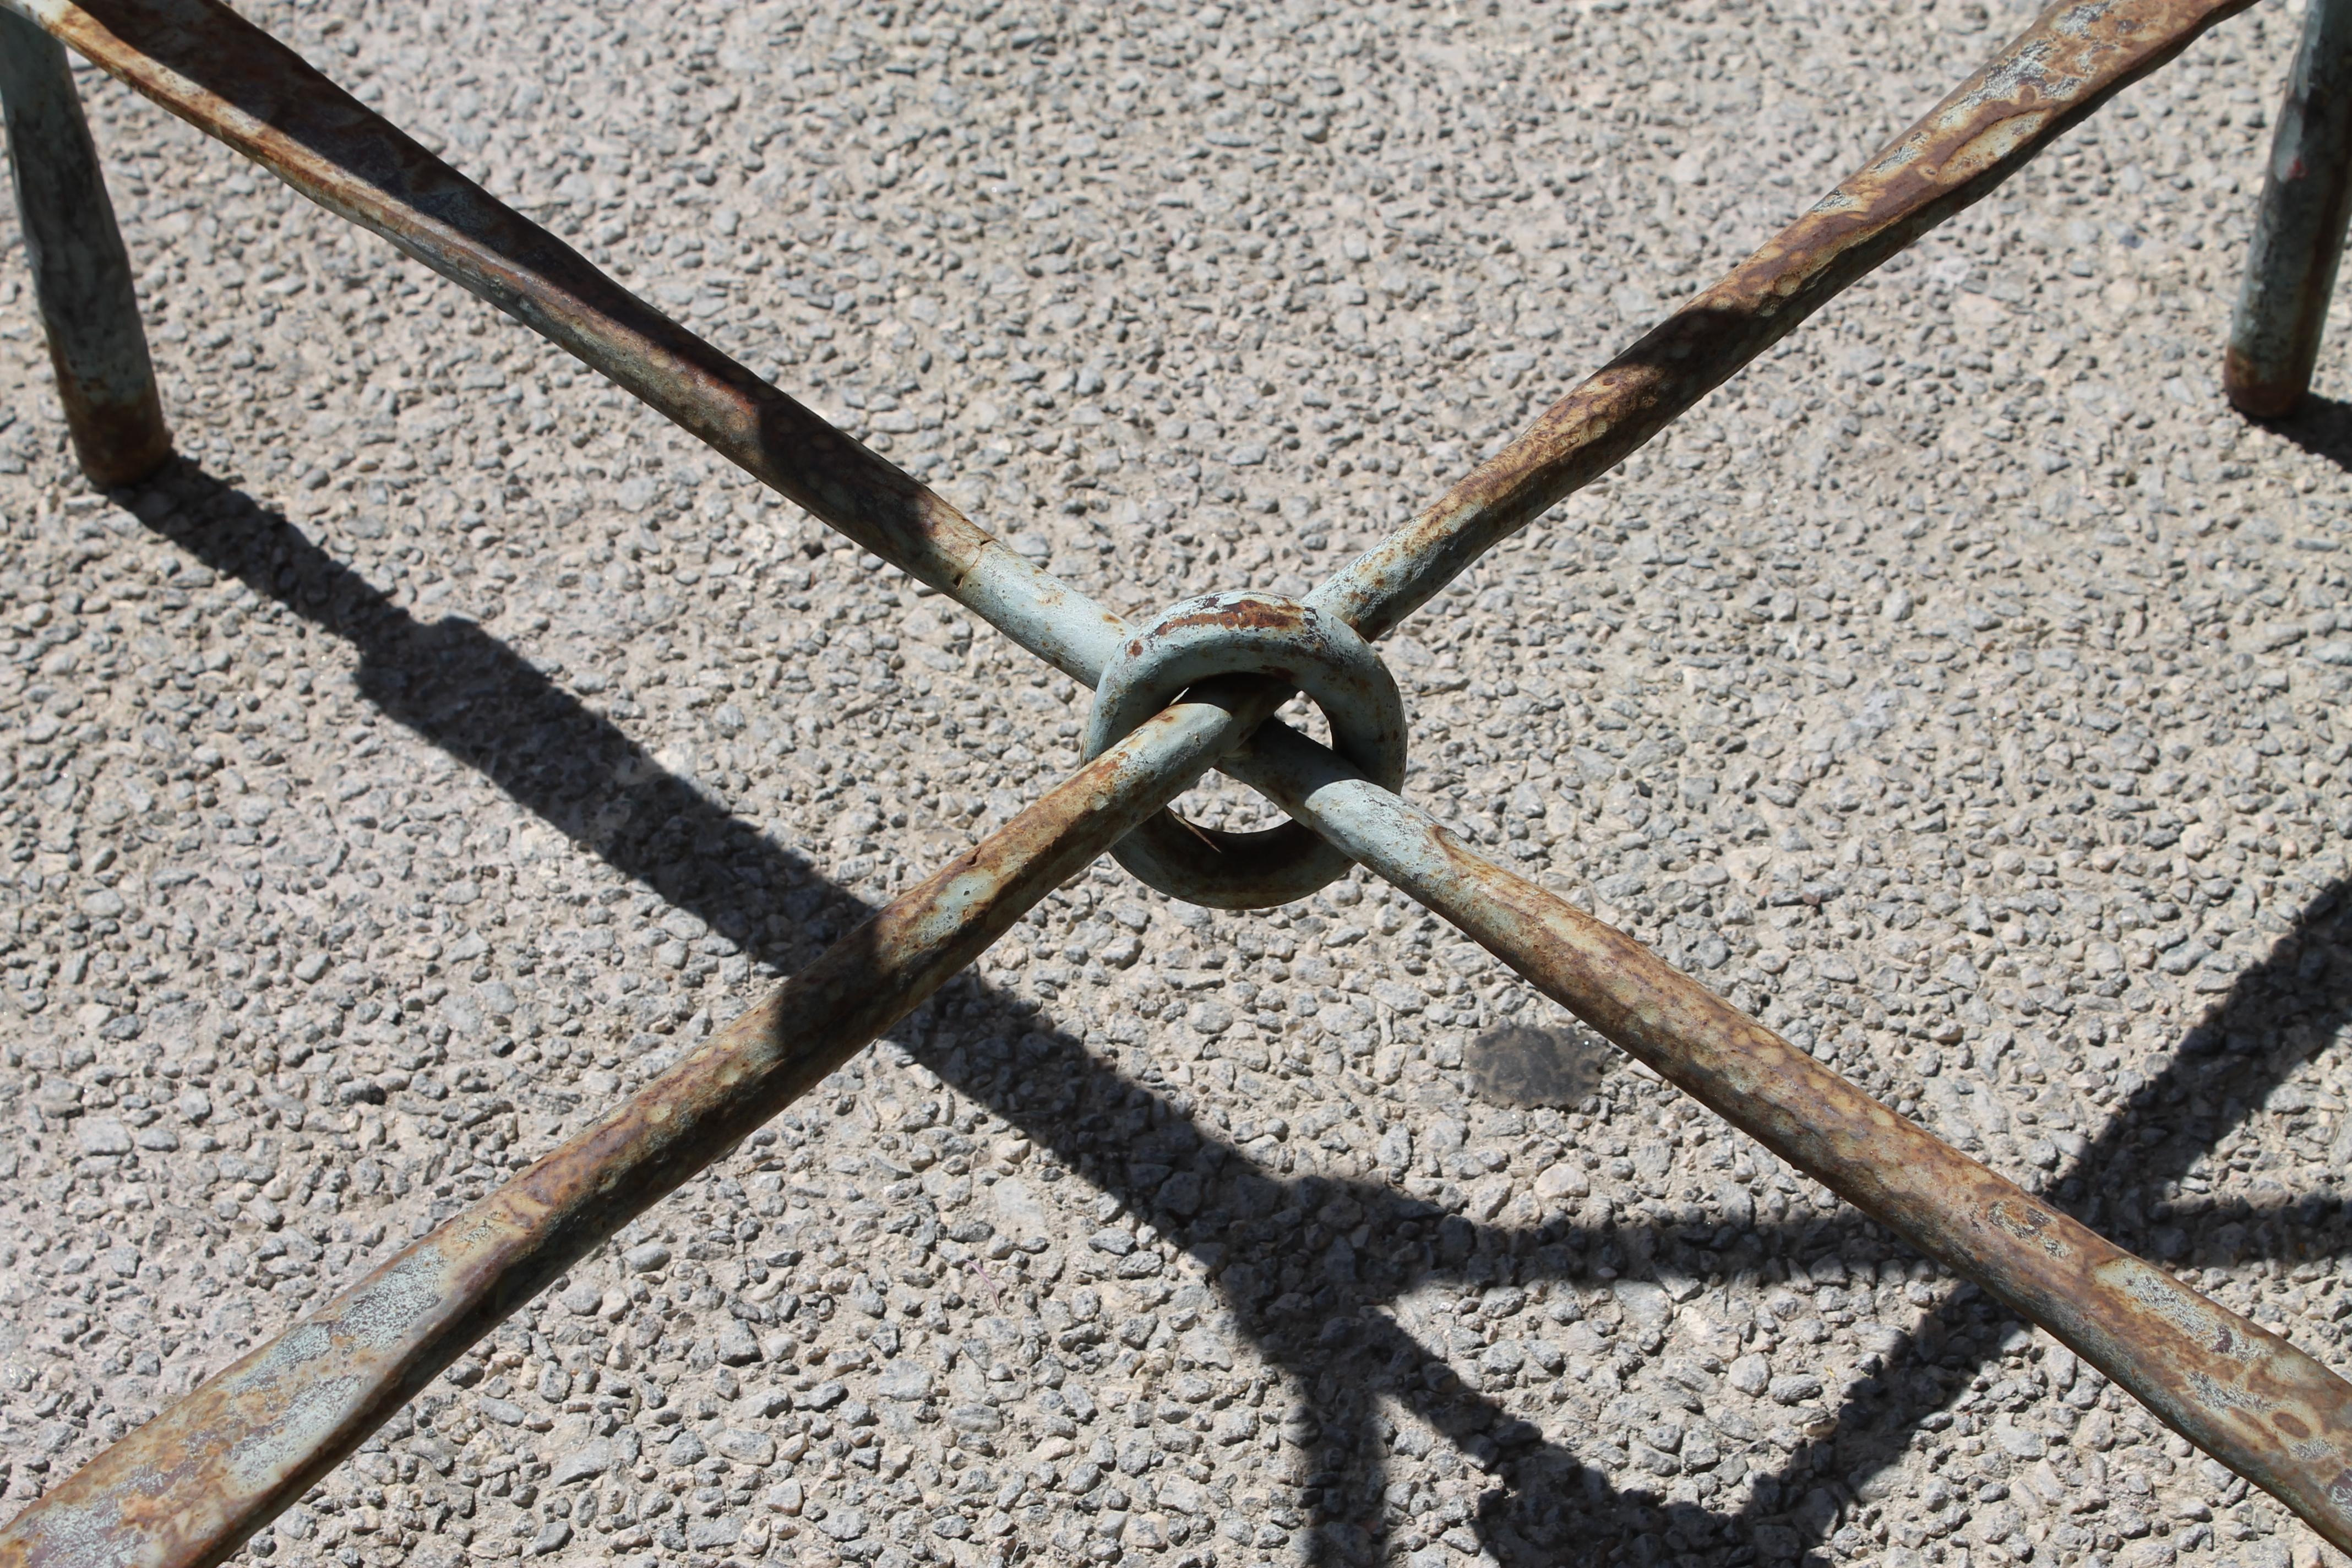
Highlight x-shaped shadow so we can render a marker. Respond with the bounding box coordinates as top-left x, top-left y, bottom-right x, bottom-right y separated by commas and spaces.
110, 462, 2352, 1566
907, 876, 2352, 1567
